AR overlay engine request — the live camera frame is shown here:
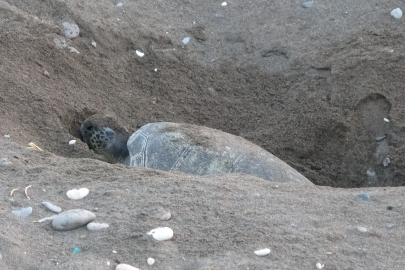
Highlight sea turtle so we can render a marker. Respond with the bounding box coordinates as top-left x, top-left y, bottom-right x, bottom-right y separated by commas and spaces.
80, 115, 312, 184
